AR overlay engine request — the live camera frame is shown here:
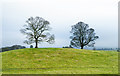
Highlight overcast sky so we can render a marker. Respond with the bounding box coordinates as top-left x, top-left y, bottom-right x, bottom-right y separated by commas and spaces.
1, 0, 119, 48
